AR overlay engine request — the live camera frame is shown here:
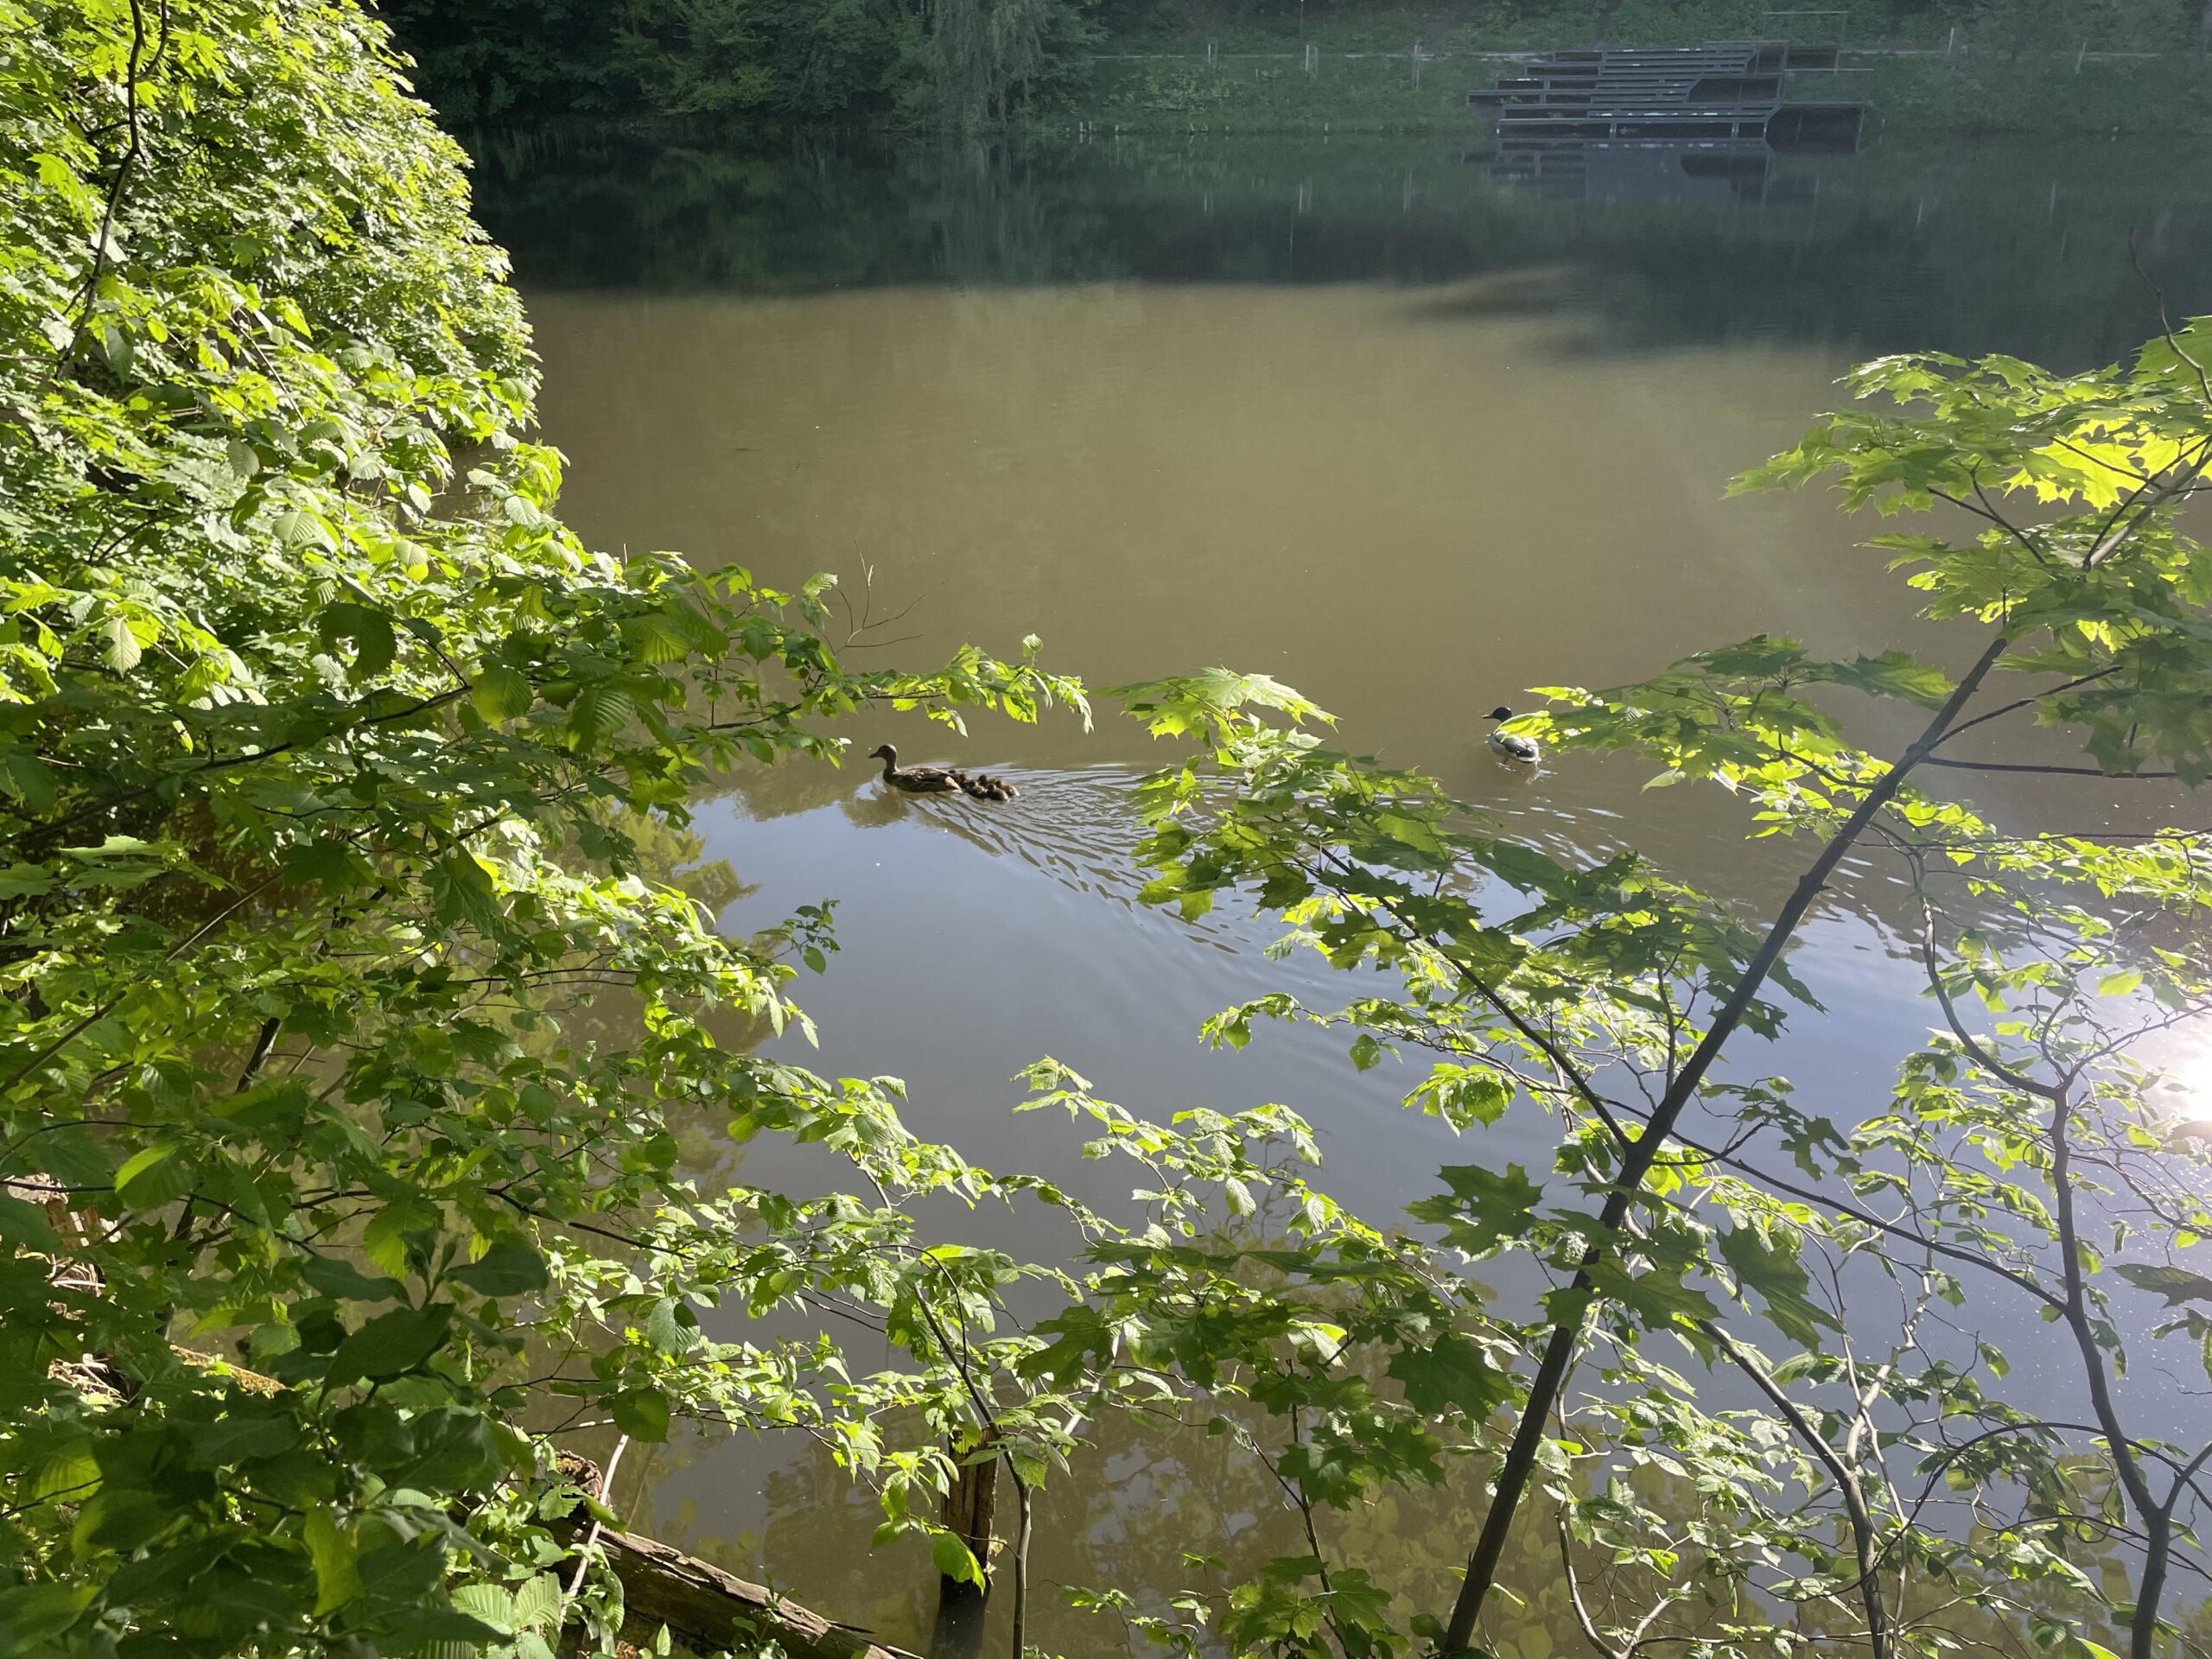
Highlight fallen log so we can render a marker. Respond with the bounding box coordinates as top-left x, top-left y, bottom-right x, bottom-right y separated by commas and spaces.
563, 1523, 924, 1659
